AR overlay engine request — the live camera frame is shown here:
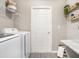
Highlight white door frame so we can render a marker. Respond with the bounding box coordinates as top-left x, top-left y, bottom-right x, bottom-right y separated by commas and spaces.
31, 6, 53, 53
